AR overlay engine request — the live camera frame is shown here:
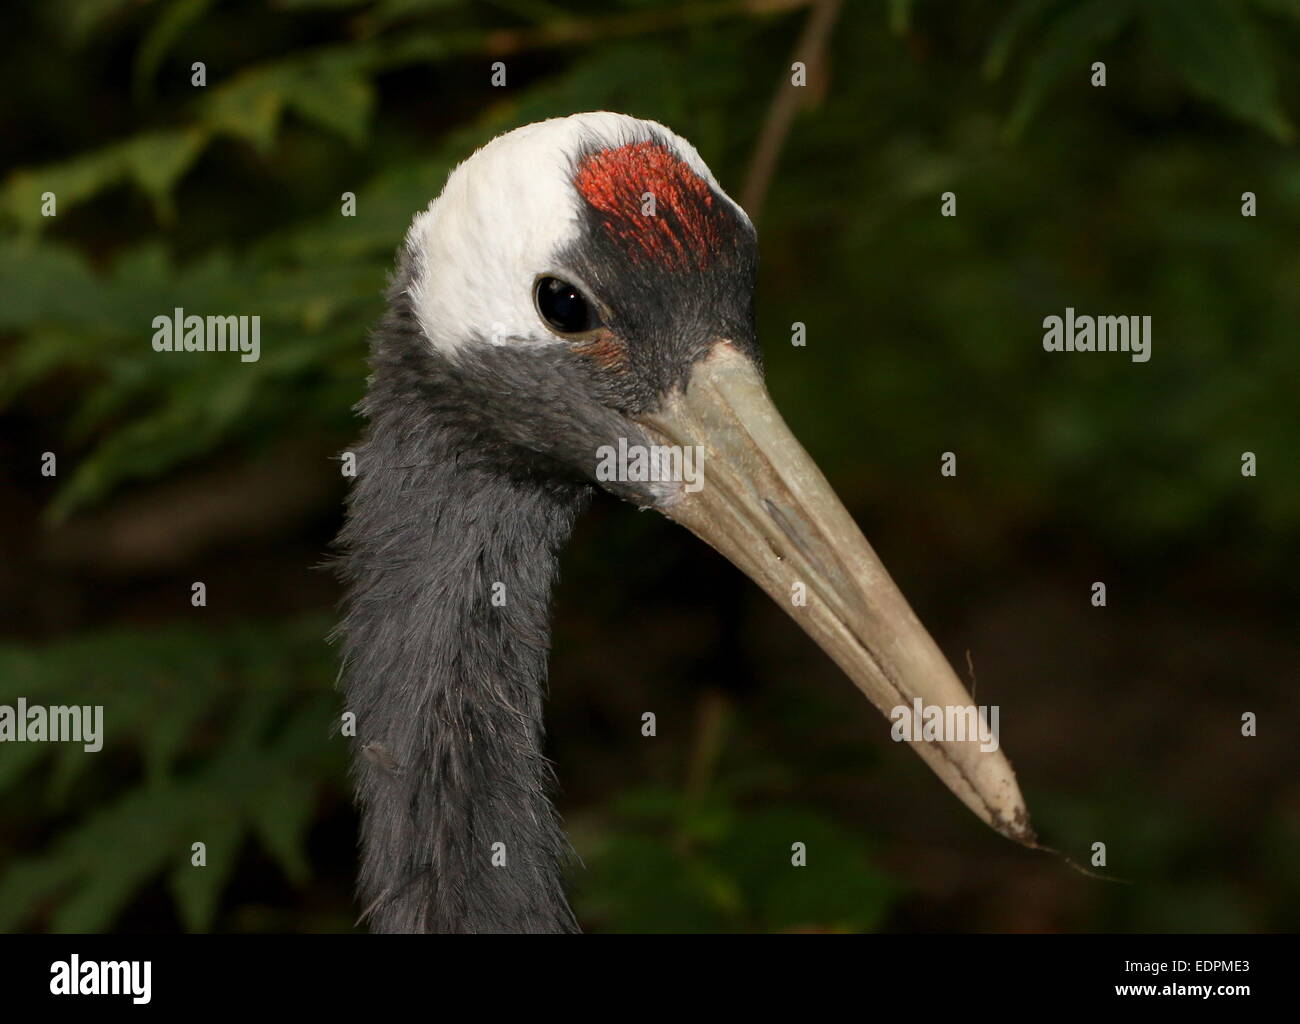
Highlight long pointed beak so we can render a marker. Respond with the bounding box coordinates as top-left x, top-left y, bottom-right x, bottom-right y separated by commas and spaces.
637, 343, 1034, 845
